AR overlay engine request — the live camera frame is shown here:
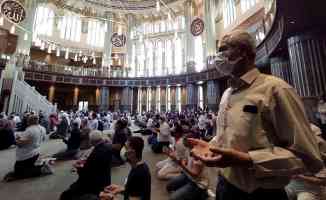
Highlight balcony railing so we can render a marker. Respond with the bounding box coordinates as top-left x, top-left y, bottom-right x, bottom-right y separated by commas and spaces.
25, 60, 128, 78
